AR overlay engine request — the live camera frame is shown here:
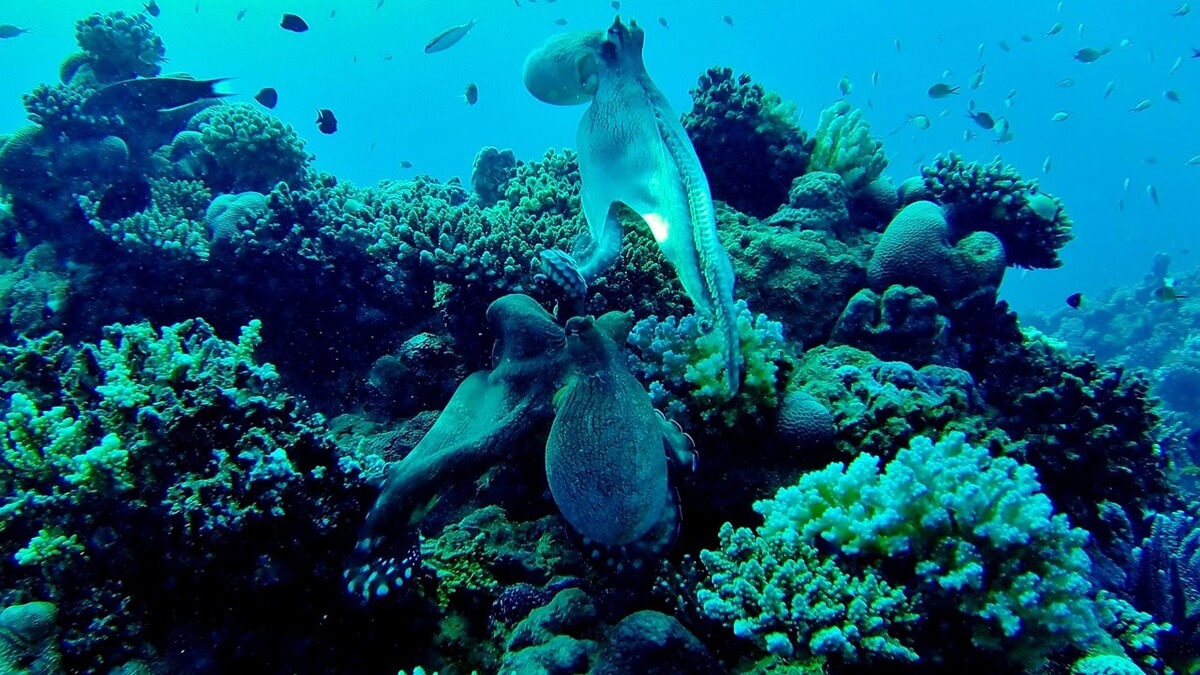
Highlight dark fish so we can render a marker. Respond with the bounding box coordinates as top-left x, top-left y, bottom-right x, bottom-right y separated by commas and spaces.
611, 0, 620, 9
1020, 34, 1033, 43
376, 0, 385, 8
330, 9, 337, 18
968, 109, 995, 129
281, 13, 308, 32
144, 0, 161, 17
1193, 47, 1200, 58
97, 177, 153, 221
723, 15, 734, 27
400, 160, 413, 169
254, 87, 278, 109
464, 82, 478, 105
195, 1, 200, 12
82, 76, 231, 116
553, 18, 568, 26
316, 108, 338, 134
658, 17, 669, 28
1065, 292, 1083, 309
236, 8, 247, 20
0, 24, 30, 39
